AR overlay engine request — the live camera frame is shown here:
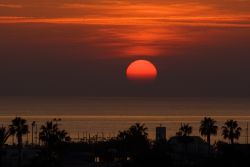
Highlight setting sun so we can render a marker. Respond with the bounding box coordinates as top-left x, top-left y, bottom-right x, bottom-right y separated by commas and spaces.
126, 60, 158, 81
0, 0, 250, 166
